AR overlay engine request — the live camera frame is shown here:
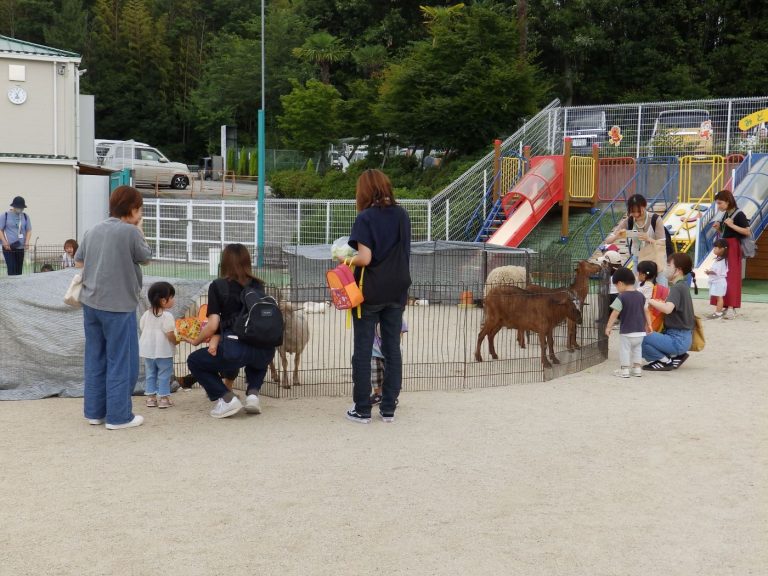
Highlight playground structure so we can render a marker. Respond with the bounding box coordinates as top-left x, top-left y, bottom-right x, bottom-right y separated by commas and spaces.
463, 120, 768, 278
